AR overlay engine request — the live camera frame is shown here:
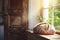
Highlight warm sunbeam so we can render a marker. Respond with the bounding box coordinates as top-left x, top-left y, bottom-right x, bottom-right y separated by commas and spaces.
43, 0, 50, 22
43, 0, 50, 8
